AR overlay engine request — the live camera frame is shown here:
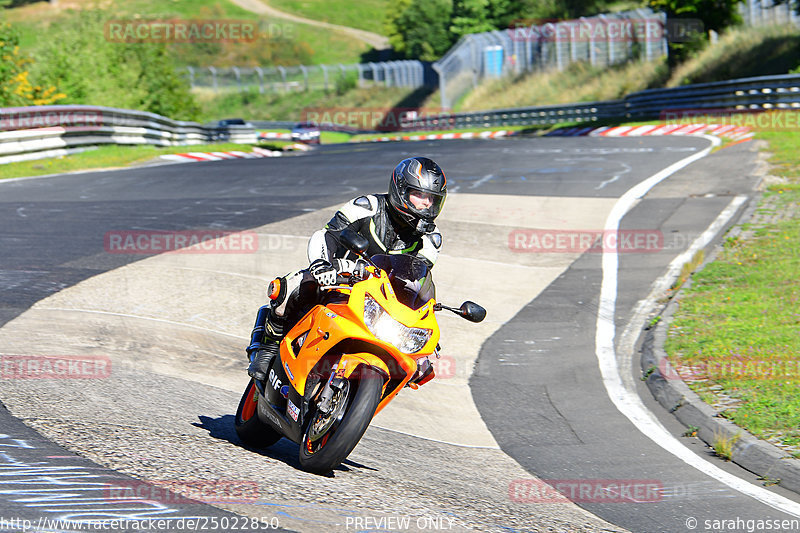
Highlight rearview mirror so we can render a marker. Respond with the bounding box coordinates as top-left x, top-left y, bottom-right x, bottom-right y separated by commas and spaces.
340, 228, 369, 256
459, 301, 486, 323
